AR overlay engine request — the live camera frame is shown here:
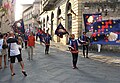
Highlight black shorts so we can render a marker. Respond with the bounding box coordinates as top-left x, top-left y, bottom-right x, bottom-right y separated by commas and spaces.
10, 54, 23, 63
